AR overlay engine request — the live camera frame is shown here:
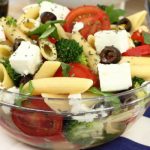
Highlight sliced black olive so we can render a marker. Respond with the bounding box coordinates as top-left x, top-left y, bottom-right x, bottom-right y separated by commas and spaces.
13, 38, 24, 51
118, 18, 132, 32
100, 46, 121, 64
20, 74, 33, 85
40, 12, 57, 24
